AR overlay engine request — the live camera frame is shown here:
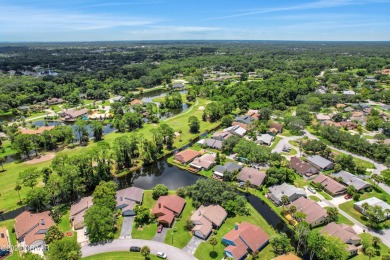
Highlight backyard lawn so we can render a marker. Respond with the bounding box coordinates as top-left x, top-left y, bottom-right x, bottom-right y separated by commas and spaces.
82, 252, 160, 260
351, 233, 389, 260
0, 139, 18, 157
164, 198, 195, 248
194, 204, 277, 260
